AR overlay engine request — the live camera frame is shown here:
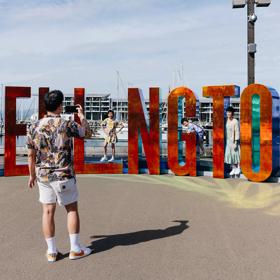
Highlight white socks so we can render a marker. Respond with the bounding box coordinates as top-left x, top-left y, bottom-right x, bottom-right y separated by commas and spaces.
45, 237, 57, 254
69, 233, 81, 253
46, 234, 82, 253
